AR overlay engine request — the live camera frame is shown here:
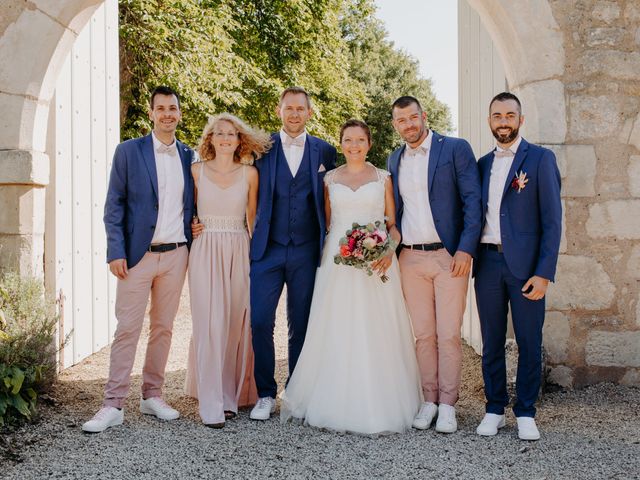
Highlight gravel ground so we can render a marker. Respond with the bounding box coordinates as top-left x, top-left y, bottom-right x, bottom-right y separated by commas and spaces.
2, 286, 639, 479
